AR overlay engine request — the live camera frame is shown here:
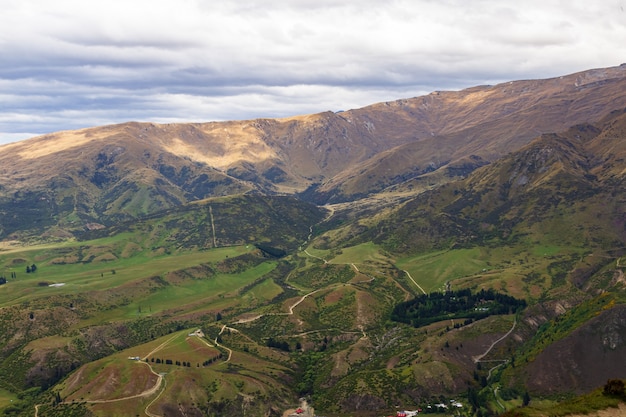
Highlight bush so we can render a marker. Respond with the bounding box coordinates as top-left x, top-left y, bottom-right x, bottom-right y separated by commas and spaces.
603, 379, 625, 397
